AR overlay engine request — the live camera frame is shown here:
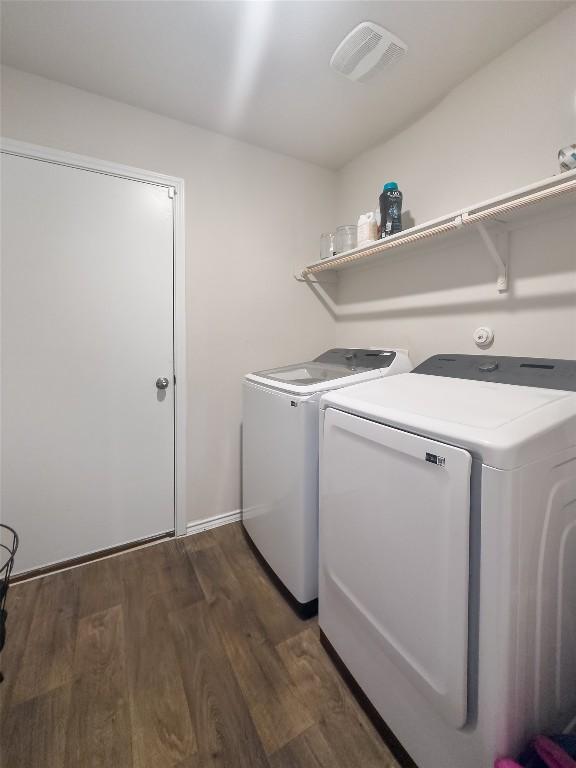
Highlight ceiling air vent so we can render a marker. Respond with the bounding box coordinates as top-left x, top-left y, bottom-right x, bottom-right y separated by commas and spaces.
330, 22, 407, 82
